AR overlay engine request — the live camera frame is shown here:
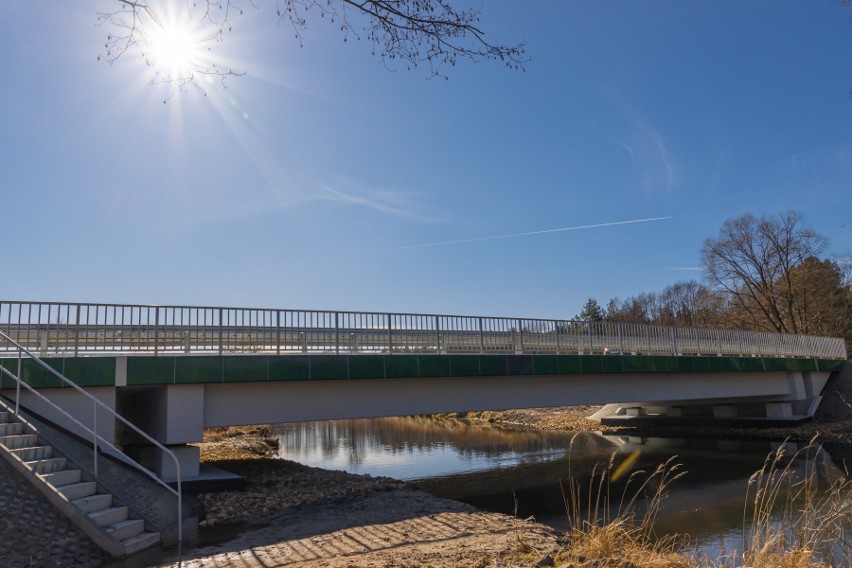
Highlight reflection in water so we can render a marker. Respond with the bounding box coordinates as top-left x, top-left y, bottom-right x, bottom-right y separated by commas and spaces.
273, 417, 615, 479
274, 417, 849, 550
